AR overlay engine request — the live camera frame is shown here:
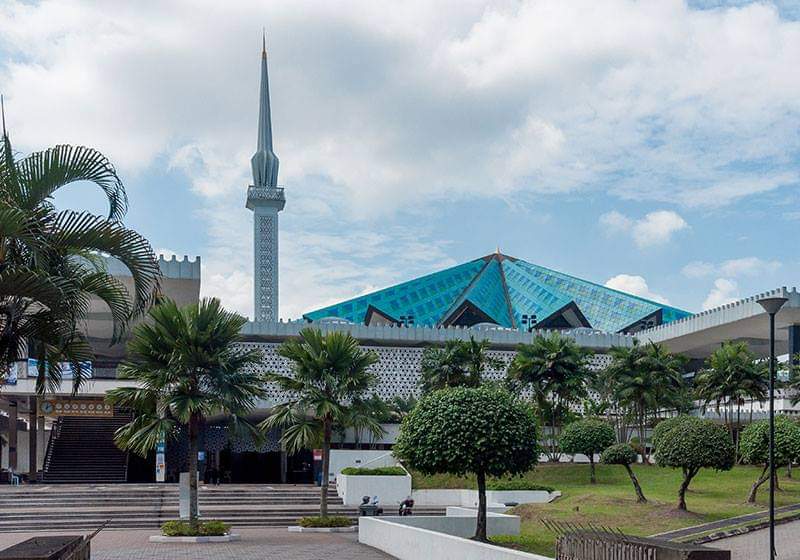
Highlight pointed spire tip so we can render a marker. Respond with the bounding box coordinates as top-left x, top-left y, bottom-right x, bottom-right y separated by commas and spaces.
262, 27, 267, 57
